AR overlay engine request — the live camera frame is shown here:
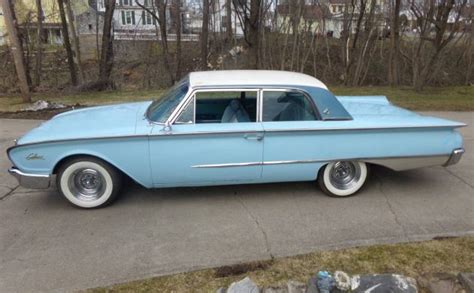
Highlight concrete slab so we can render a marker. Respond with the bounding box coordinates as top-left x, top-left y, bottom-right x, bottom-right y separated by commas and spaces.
0, 113, 472, 292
